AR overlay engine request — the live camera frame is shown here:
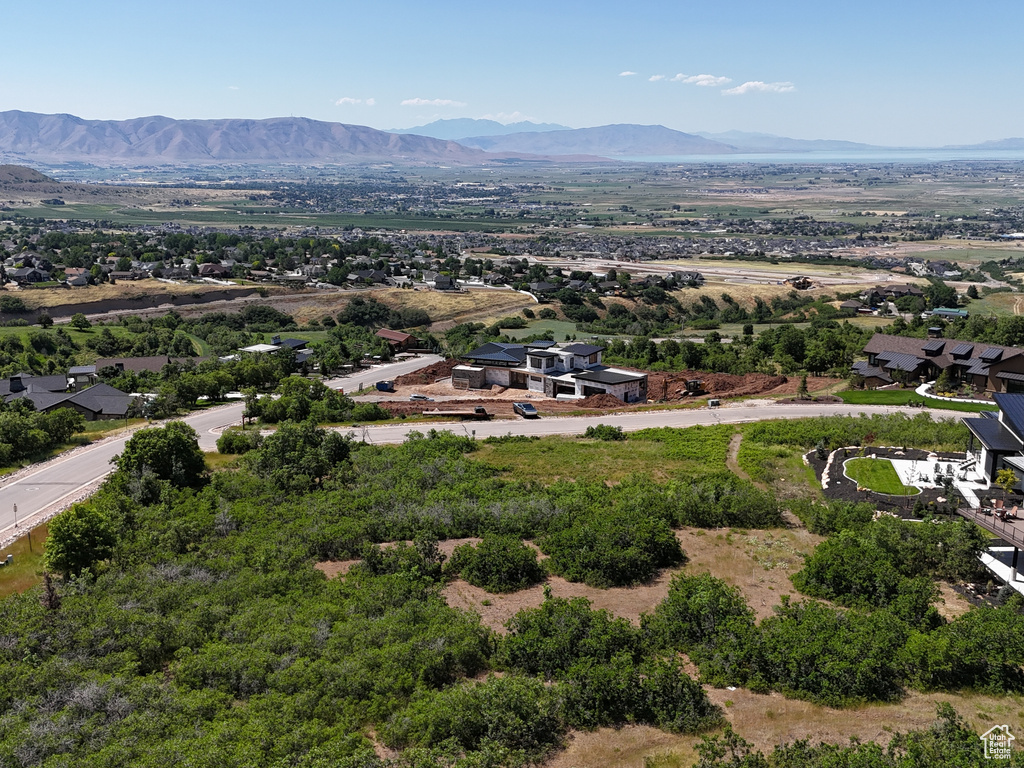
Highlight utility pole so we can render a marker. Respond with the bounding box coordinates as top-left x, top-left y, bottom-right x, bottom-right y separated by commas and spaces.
13, 503, 17, 528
